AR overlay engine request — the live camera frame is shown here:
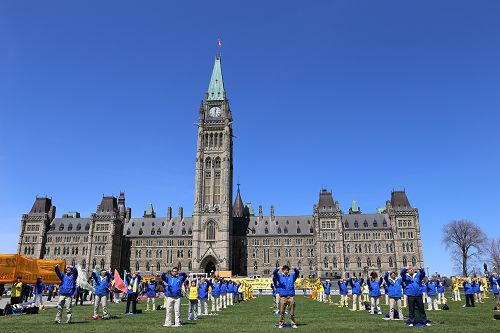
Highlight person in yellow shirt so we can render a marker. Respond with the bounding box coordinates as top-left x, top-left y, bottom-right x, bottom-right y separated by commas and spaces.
452, 278, 461, 301
11, 276, 23, 305
187, 280, 199, 320
311, 285, 317, 300
317, 283, 324, 302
